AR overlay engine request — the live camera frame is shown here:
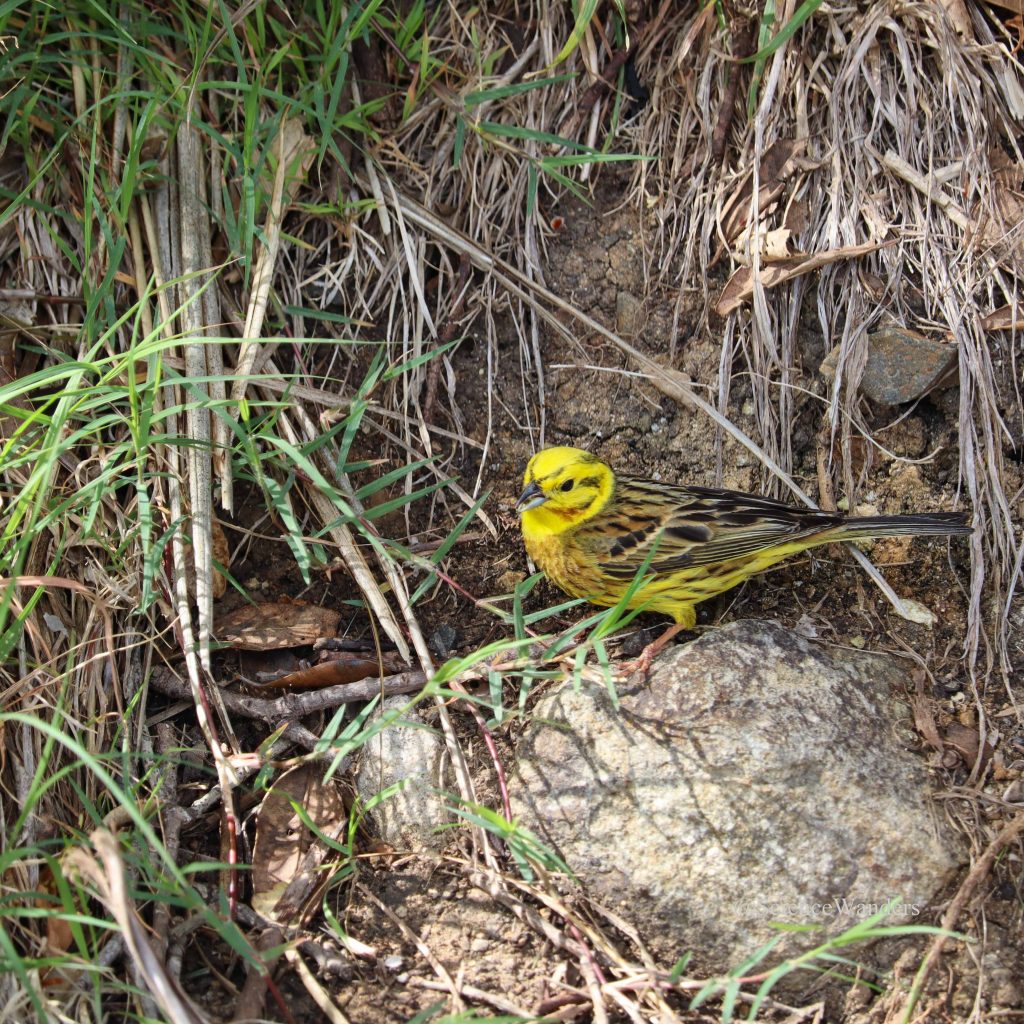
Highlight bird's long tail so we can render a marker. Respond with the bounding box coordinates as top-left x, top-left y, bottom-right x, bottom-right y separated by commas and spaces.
830, 512, 972, 541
